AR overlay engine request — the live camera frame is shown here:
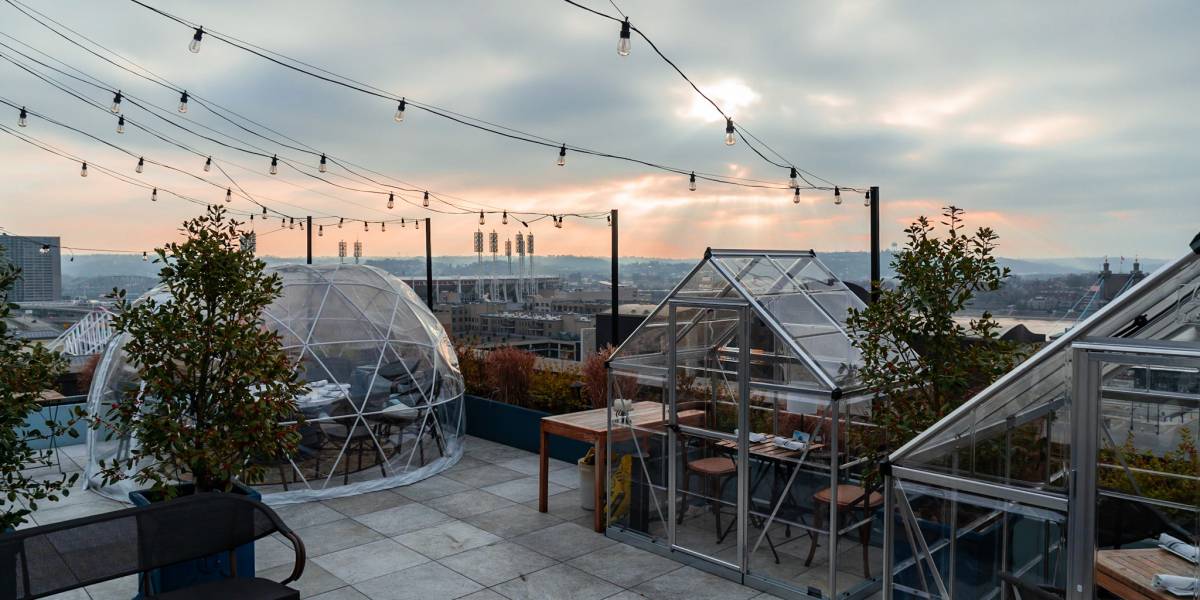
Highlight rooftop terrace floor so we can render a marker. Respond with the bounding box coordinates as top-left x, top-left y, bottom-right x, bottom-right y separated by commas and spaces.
26, 437, 785, 600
